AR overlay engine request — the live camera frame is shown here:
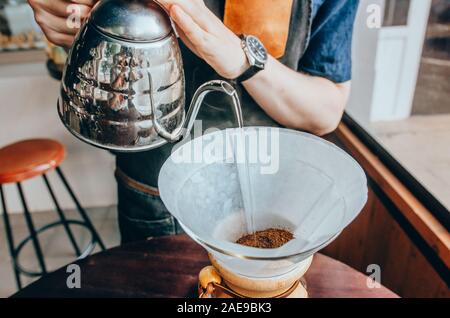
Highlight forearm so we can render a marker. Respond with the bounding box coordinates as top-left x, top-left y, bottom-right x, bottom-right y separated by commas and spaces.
159, 0, 351, 136
243, 56, 350, 135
